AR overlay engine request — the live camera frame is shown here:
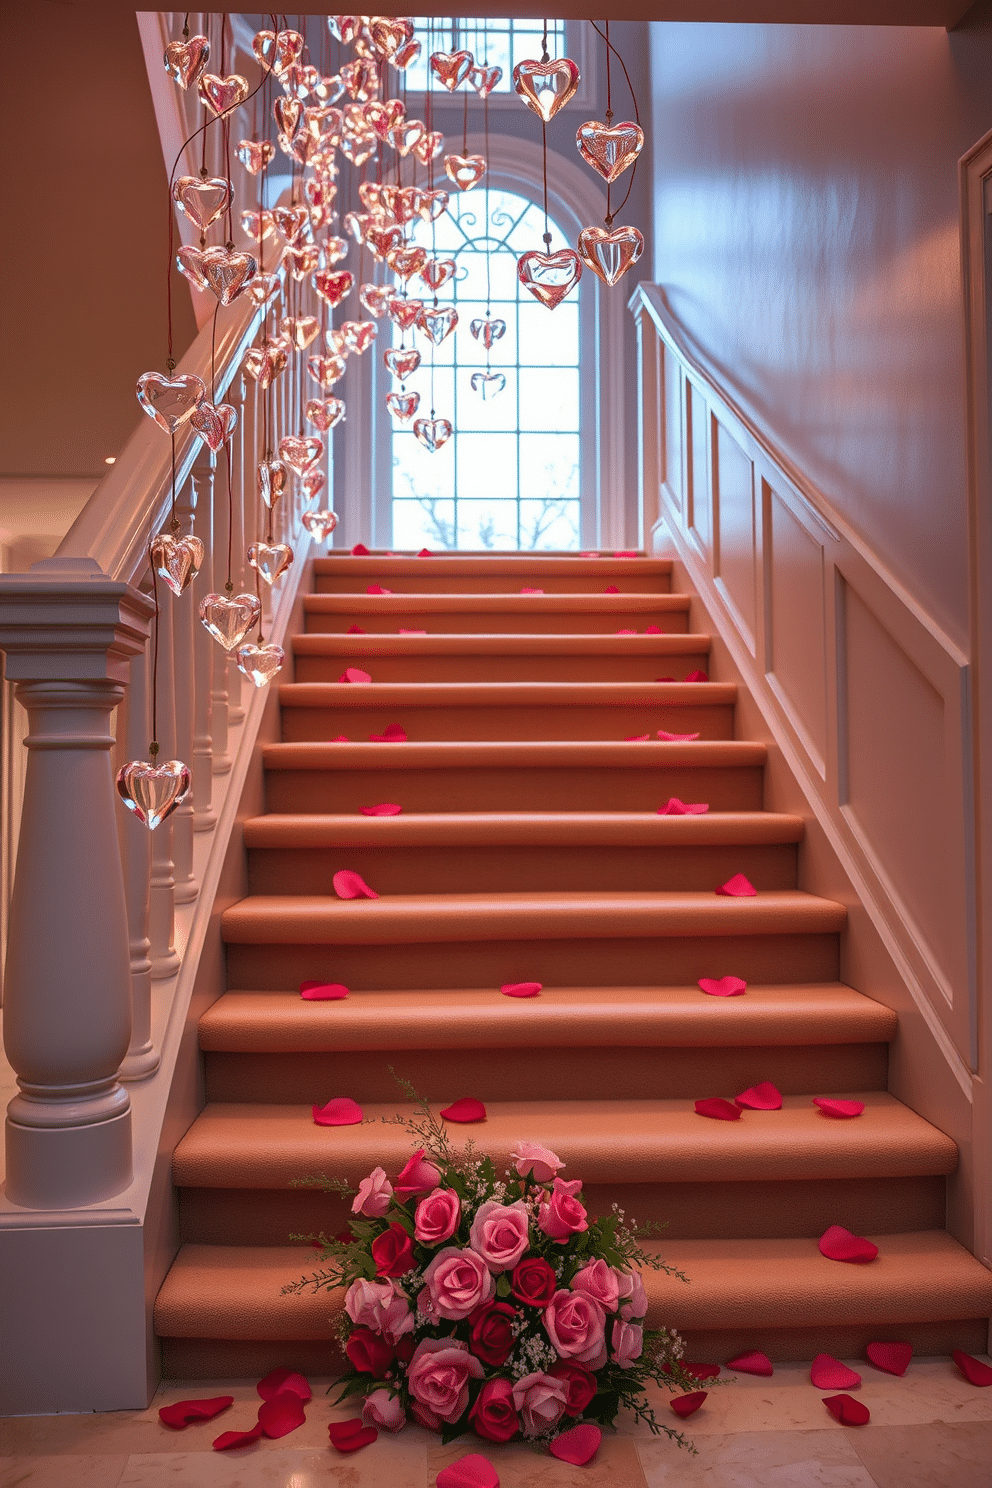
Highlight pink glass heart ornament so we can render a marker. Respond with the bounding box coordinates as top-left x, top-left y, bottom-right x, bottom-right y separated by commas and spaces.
273, 96, 304, 140
198, 73, 249, 116
366, 225, 405, 262
279, 435, 324, 474
384, 347, 421, 380
512, 58, 580, 122
173, 174, 231, 234
281, 243, 320, 280
340, 58, 378, 102
327, 15, 364, 45
303, 509, 339, 543
165, 35, 209, 89
315, 72, 346, 103
414, 417, 452, 452
150, 533, 205, 596
339, 131, 377, 167
273, 202, 310, 244
470, 63, 503, 98
248, 542, 294, 585
364, 96, 406, 139
577, 119, 644, 183
343, 320, 376, 354
308, 354, 347, 388
257, 460, 288, 508
236, 642, 285, 688
304, 105, 343, 145
190, 399, 238, 451
200, 246, 257, 304
199, 592, 262, 651
388, 296, 423, 331
117, 758, 192, 831
368, 17, 413, 58
252, 28, 304, 77
392, 39, 422, 71
314, 270, 354, 307
391, 119, 427, 157
470, 317, 507, 349
325, 327, 350, 356
281, 315, 321, 350
387, 246, 428, 285
243, 341, 288, 388
444, 153, 487, 191
415, 133, 446, 167
245, 271, 281, 308
471, 372, 505, 400
176, 244, 209, 292
577, 225, 644, 287
421, 257, 456, 293
517, 249, 582, 309
306, 397, 346, 431
418, 305, 458, 345
240, 208, 275, 243
319, 235, 348, 267
360, 283, 392, 319
302, 468, 326, 501
430, 50, 473, 91
136, 372, 205, 434
236, 138, 275, 174
386, 390, 420, 421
